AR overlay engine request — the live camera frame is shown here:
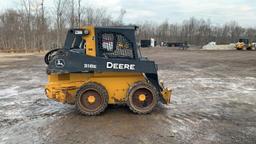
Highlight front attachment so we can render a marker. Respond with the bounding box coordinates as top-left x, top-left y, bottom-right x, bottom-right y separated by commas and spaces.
160, 80, 172, 104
